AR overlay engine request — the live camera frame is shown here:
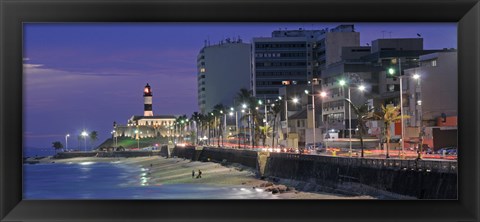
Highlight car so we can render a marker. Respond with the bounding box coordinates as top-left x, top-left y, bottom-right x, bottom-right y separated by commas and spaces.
424, 148, 434, 154
435, 147, 456, 155
306, 142, 323, 150
446, 148, 457, 155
